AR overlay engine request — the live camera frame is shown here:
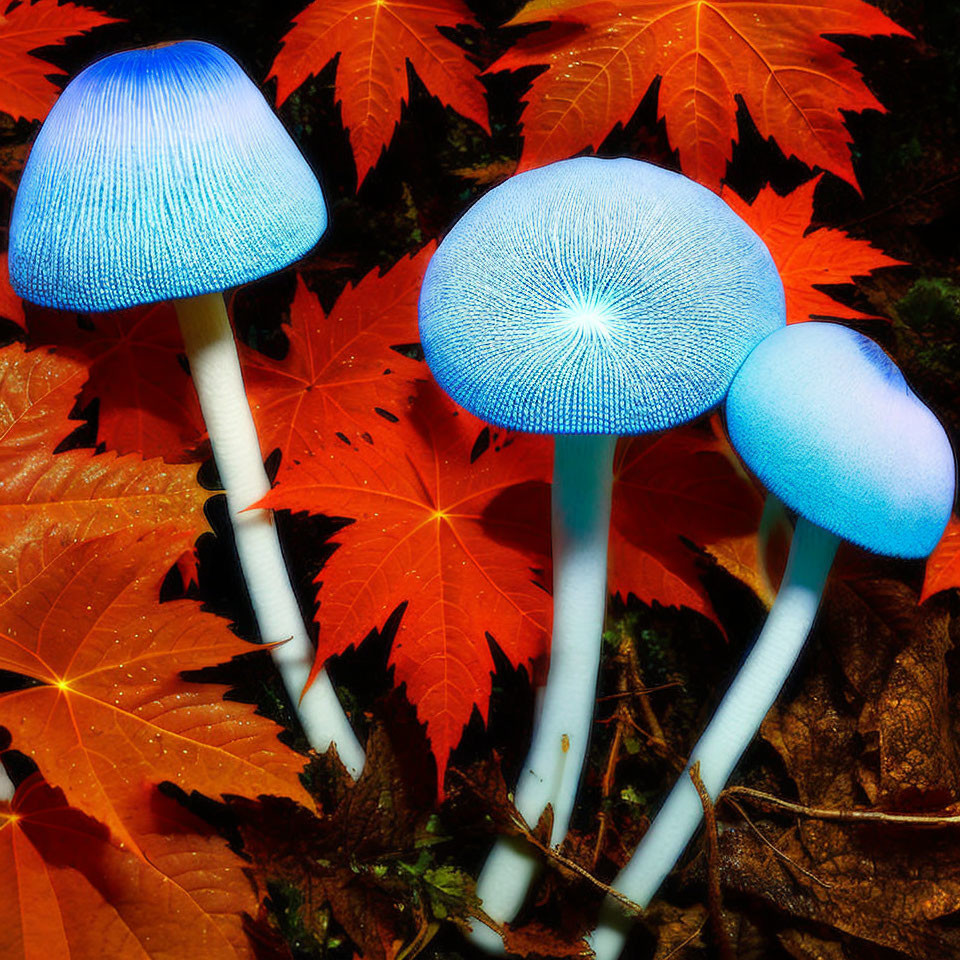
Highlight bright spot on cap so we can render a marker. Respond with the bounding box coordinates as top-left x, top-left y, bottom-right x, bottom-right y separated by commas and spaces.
9, 40, 326, 312
418, 157, 785, 435
726, 322, 955, 558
